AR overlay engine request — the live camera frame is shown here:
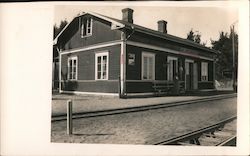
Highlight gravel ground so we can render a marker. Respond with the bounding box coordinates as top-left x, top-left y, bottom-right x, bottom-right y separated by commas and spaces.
51, 94, 234, 116
51, 97, 237, 145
